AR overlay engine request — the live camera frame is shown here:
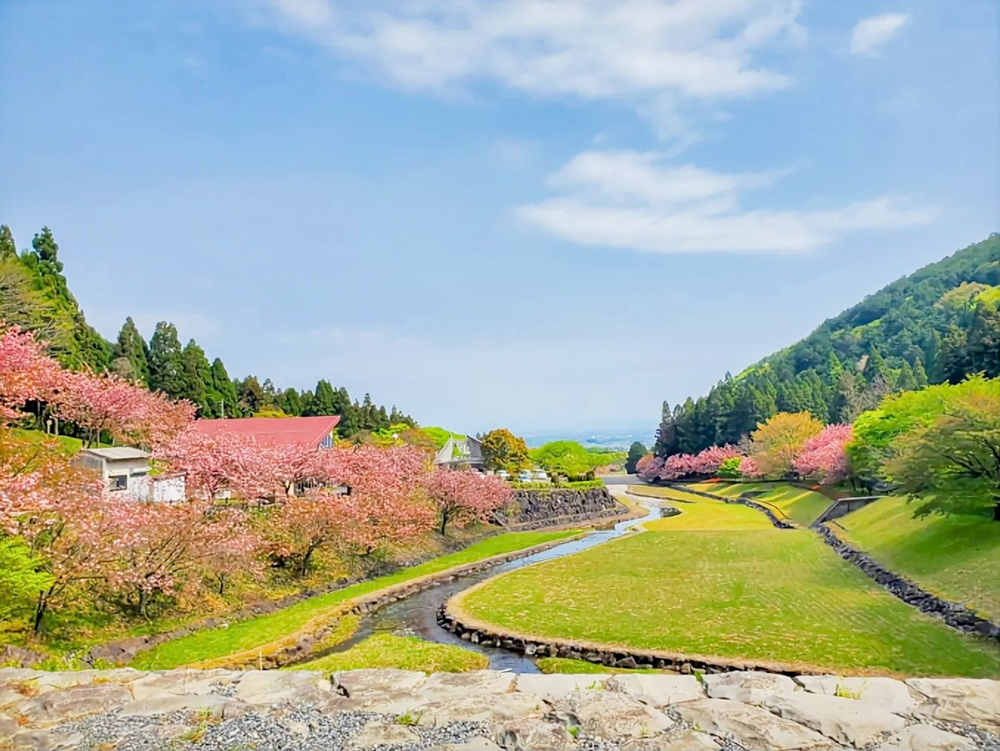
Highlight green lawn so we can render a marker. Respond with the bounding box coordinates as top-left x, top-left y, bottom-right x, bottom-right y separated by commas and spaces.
536, 656, 661, 674
455, 499, 1000, 678
287, 633, 486, 674
626, 485, 720, 504
643, 495, 773, 532
131, 529, 579, 670
837, 497, 1000, 622
689, 482, 832, 527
